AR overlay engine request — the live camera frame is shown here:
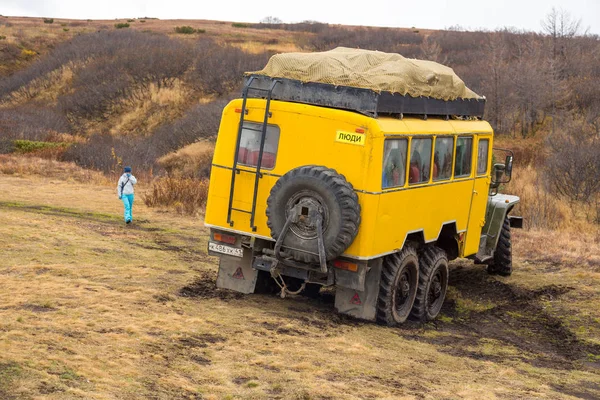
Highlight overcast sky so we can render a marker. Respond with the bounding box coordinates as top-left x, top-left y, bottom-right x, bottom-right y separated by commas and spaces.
1, 0, 599, 34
